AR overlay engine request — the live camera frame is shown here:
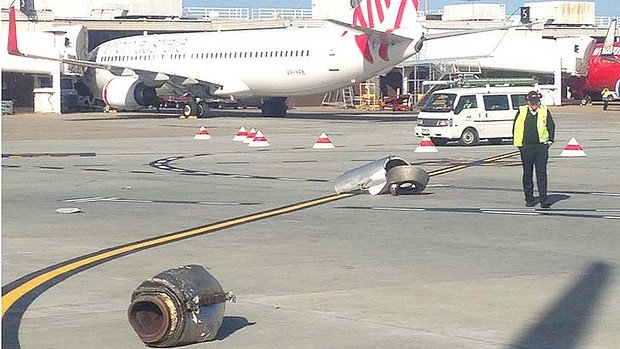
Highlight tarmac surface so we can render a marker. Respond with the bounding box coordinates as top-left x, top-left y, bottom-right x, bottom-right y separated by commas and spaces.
2, 104, 620, 349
